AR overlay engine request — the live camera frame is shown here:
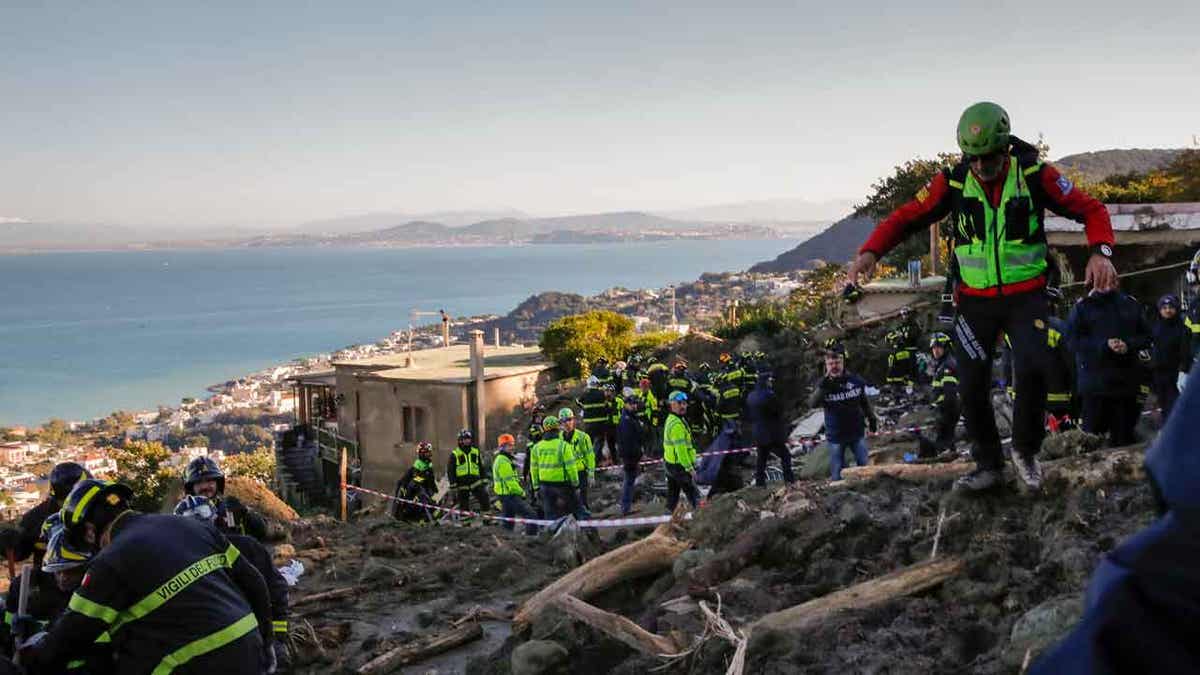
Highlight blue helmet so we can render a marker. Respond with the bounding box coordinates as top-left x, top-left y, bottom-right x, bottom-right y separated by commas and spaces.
668, 391, 688, 403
